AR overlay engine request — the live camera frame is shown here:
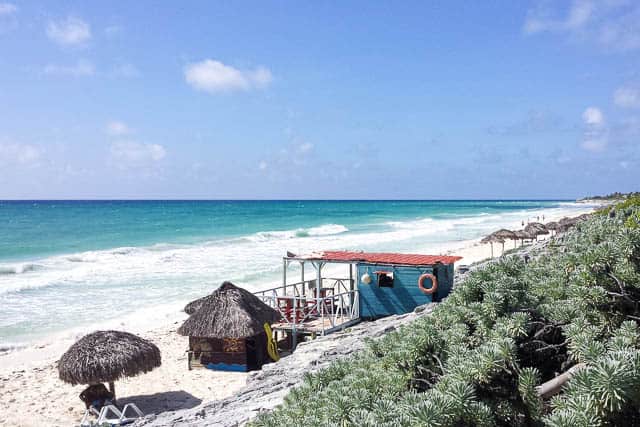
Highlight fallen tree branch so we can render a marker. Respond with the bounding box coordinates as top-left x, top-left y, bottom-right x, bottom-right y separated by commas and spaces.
536, 363, 586, 399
